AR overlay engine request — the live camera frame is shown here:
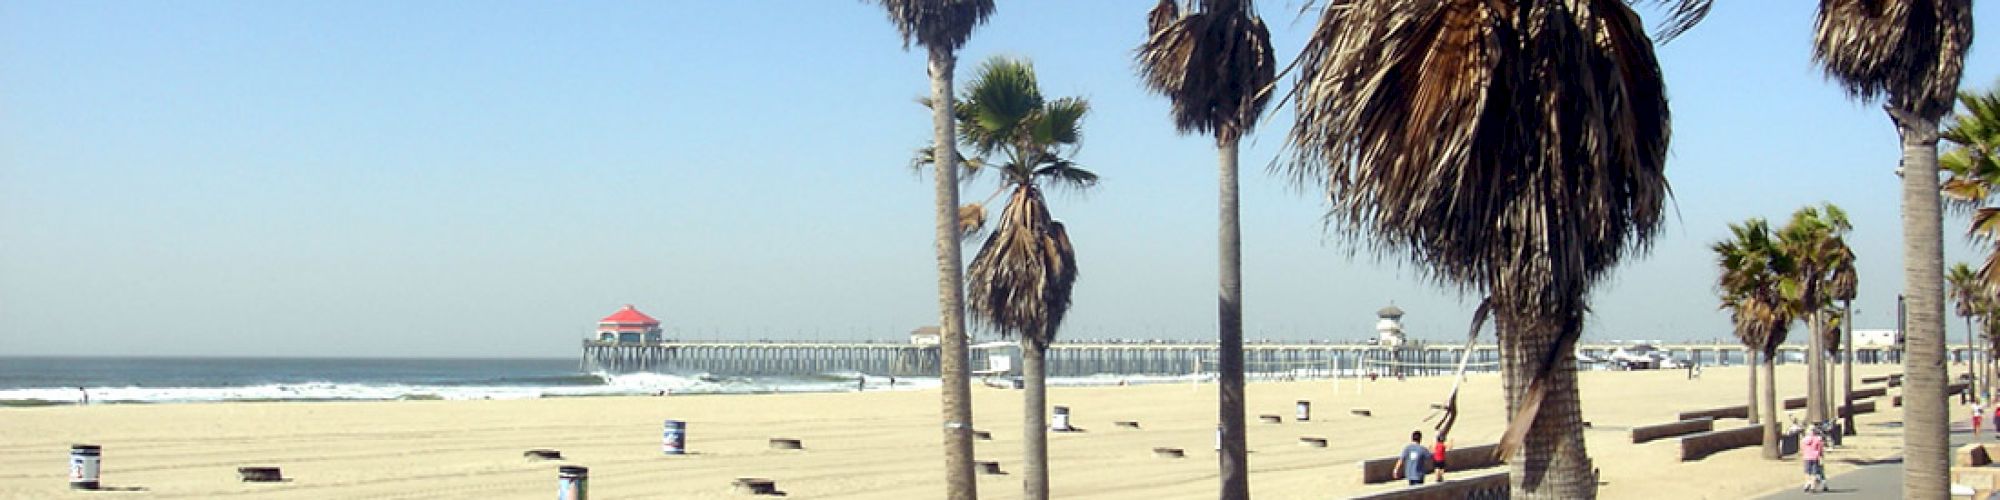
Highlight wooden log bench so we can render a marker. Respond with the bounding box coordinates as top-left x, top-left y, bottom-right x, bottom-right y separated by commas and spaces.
768, 438, 803, 450
976, 461, 1004, 475
1679, 425, 1763, 461
1359, 444, 1501, 484
522, 449, 563, 460
972, 430, 992, 440
1260, 415, 1284, 424
237, 466, 284, 483
1960, 444, 1992, 467
1676, 405, 1748, 421
1852, 387, 1887, 399
1837, 400, 1877, 418
1351, 409, 1373, 417
1300, 437, 1329, 448
1348, 471, 1510, 500
1631, 417, 1714, 444
1153, 447, 1185, 459
1114, 421, 1141, 429
1784, 396, 1807, 410
733, 477, 780, 495
1862, 374, 1893, 384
